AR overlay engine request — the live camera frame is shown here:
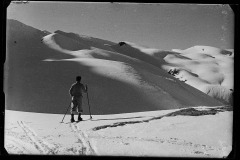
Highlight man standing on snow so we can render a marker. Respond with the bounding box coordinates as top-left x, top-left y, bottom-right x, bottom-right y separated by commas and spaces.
69, 76, 88, 122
